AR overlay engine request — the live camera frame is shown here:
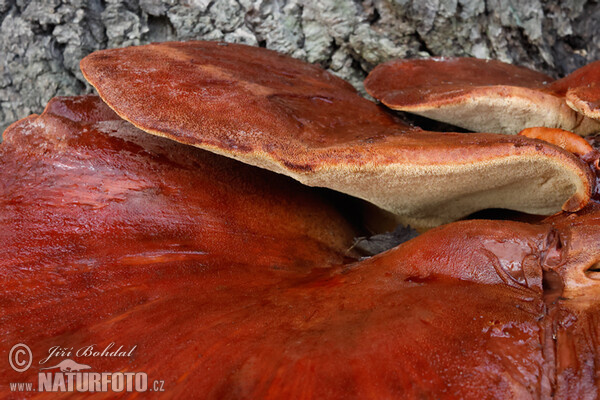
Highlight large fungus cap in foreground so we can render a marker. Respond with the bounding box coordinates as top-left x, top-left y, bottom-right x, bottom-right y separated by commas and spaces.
0, 95, 358, 270
364, 57, 600, 136
81, 42, 593, 229
2, 96, 600, 399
